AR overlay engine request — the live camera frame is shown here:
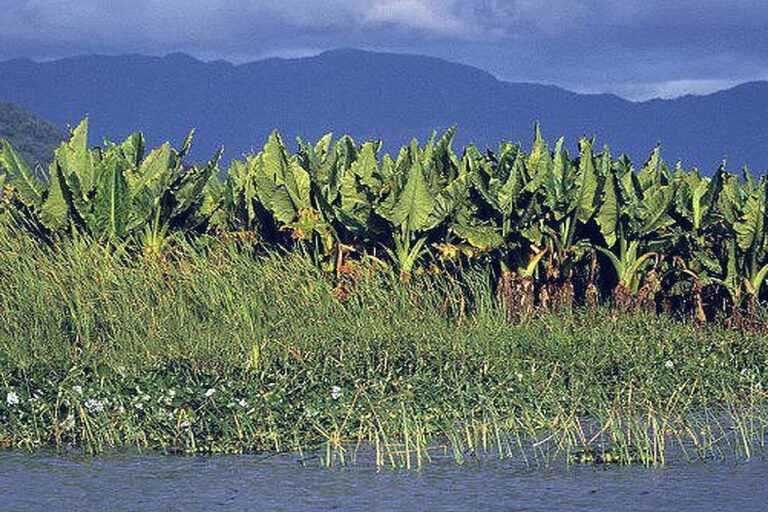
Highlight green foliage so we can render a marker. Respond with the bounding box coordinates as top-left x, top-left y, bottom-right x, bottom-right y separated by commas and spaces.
0, 235, 766, 462
3, 118, 768, 321
2, 119, 221, 250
